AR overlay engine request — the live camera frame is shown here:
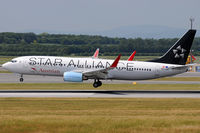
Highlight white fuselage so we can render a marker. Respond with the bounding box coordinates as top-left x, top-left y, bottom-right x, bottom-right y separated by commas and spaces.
2, 56, 188, 80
